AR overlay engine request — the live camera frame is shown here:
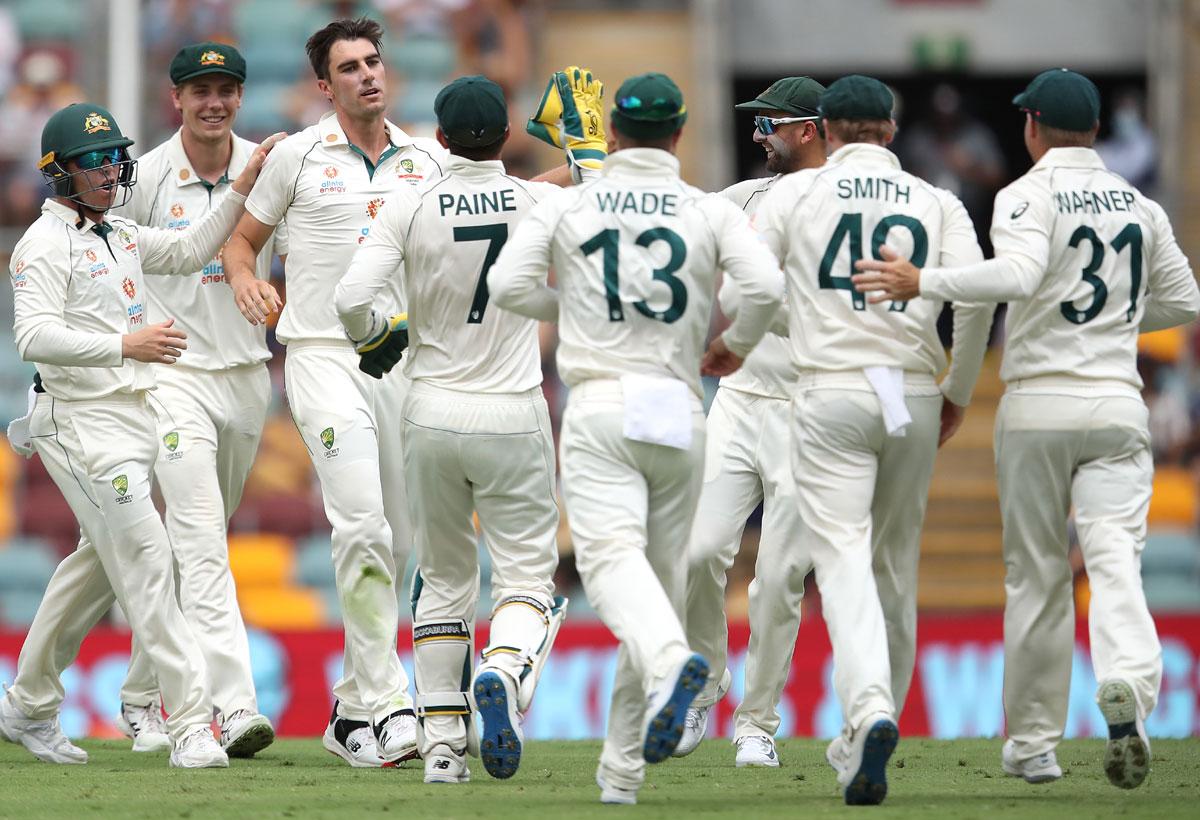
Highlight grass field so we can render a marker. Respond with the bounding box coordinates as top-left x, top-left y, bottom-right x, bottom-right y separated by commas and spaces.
1, 737, 1198, 818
